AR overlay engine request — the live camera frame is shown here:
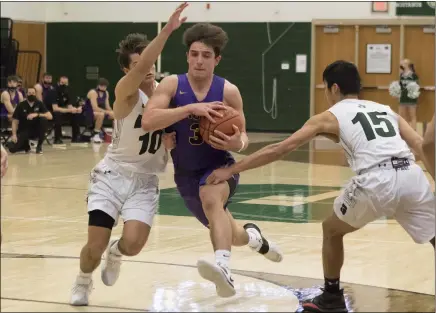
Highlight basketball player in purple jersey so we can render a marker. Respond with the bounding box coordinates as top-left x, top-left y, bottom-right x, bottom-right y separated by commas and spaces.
142, 23, 283, 298
86, 78, 114, 143
1, 76, 24, 118
35, 73, 55, 105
